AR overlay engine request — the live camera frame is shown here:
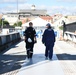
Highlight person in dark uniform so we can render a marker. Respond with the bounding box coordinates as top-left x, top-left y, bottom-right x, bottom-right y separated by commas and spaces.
42, 23, 55, 60
24, 22, 37, 59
